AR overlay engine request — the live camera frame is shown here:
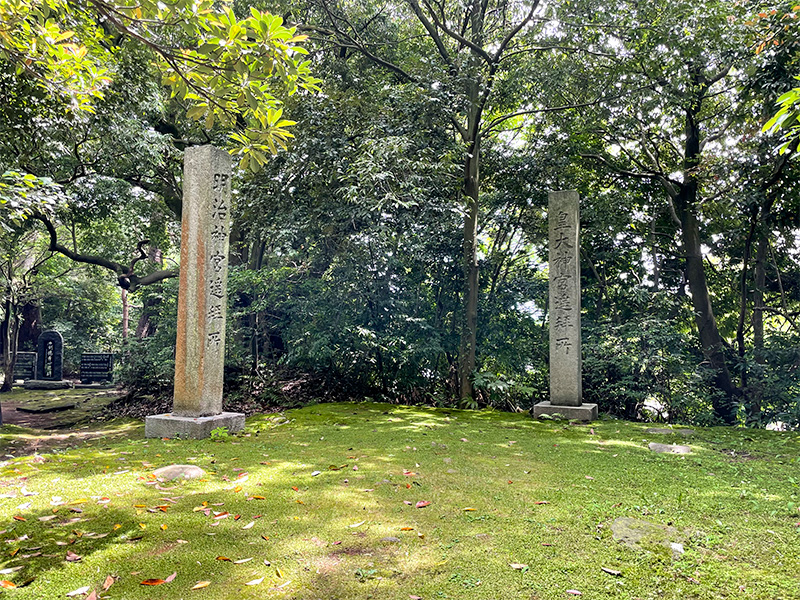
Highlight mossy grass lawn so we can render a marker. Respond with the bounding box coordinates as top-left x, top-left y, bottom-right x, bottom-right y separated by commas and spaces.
0, 402, 797, 599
